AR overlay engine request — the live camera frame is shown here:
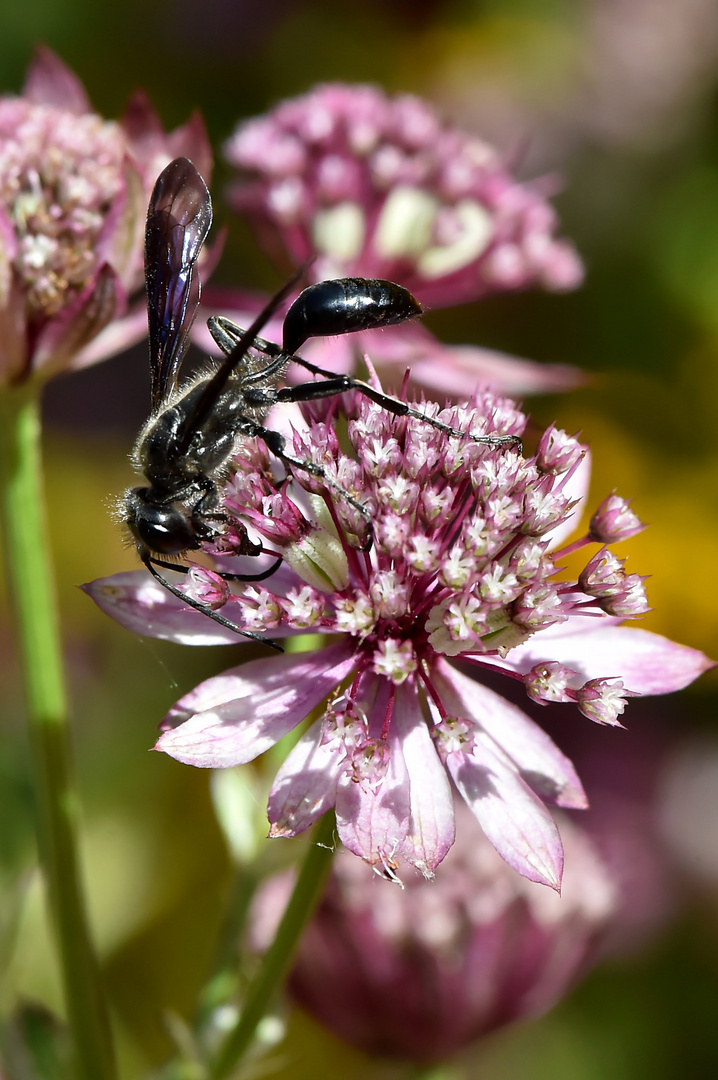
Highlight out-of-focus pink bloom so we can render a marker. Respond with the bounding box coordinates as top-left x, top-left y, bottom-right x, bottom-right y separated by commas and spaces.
85, 379, 713, 888
660, 738, 718, 888
218, 84, 584, 397
250, 807, 617, 1062
0, 46, 211, 386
